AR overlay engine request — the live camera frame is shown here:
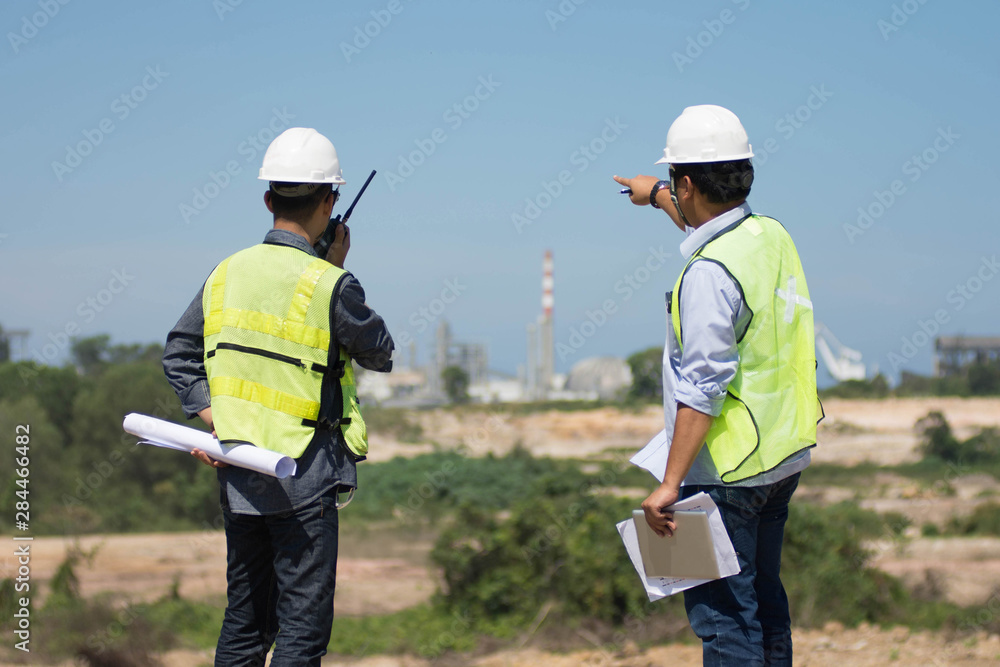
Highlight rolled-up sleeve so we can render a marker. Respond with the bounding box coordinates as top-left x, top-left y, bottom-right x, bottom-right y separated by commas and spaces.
162, 284, 212, 418
333, 274, 394, 372
673, 261, 743, 417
